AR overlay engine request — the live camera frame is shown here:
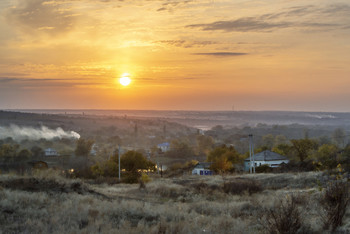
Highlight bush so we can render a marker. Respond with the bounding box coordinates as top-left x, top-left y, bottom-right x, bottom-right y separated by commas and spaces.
122, 171, 140, 184
255, 164, 272, 173
262, 195, 304, 234
320, 181, 350, 231
223, 179, 262, 195
140, 173, 151, 183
